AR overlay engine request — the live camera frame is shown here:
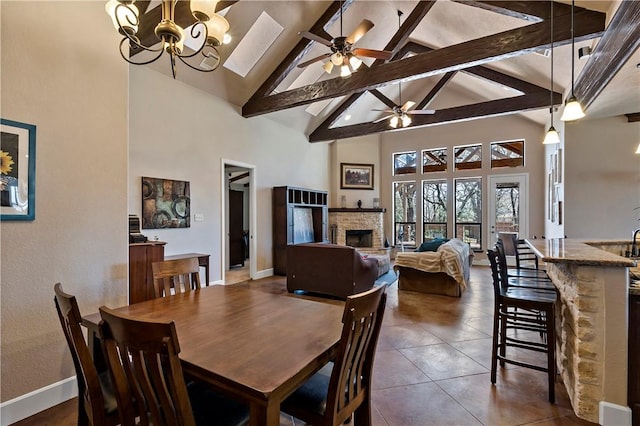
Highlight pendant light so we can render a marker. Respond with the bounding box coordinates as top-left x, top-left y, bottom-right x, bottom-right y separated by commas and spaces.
543, 0, 560, 144
560, 0, 585, 121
